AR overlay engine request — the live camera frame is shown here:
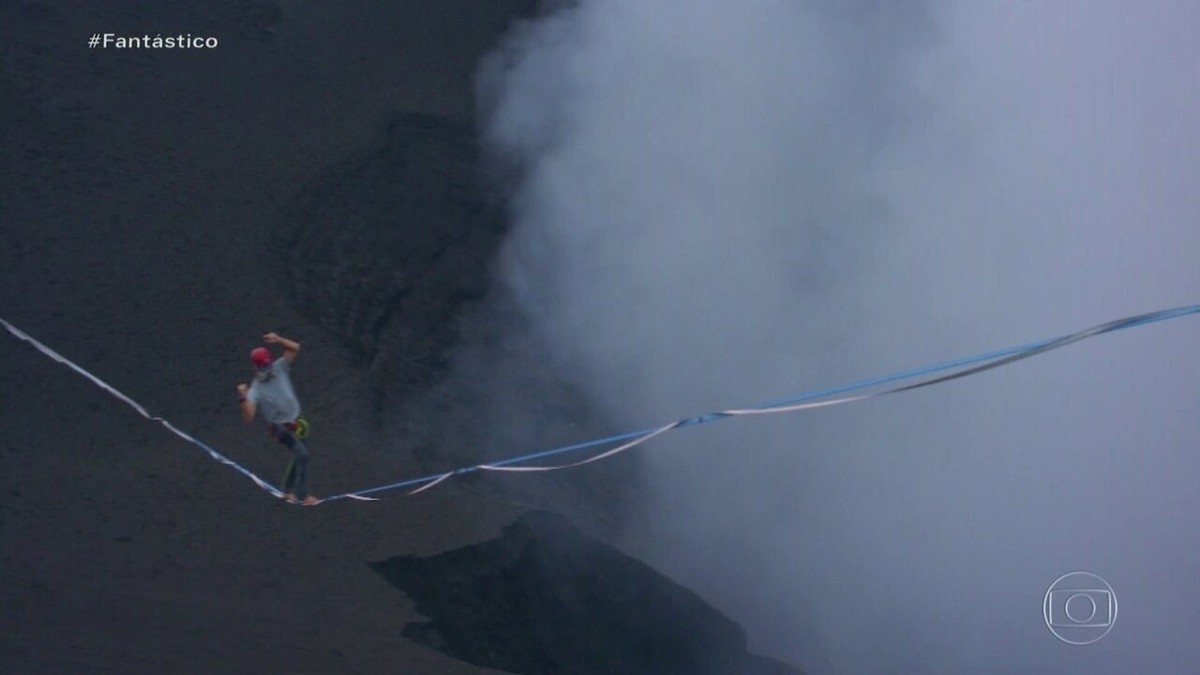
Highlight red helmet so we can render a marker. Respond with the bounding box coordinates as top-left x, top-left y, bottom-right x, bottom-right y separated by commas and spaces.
250, 347, 273, 369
